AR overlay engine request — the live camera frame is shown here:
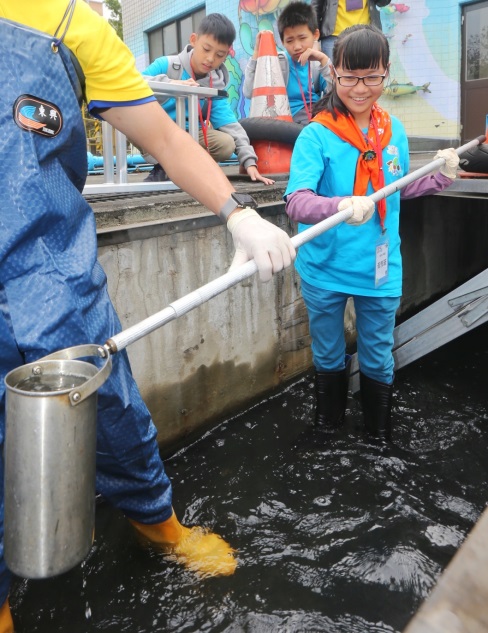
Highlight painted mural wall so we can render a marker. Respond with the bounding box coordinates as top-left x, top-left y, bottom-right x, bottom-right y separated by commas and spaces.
121, 0, 463, 141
